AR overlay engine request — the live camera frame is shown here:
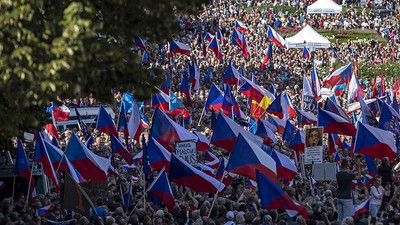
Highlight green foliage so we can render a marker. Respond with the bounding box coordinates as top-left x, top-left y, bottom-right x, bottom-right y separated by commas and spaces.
317, 29, 386, 44
358, 61, 400, 79
0, 0, 208, 139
